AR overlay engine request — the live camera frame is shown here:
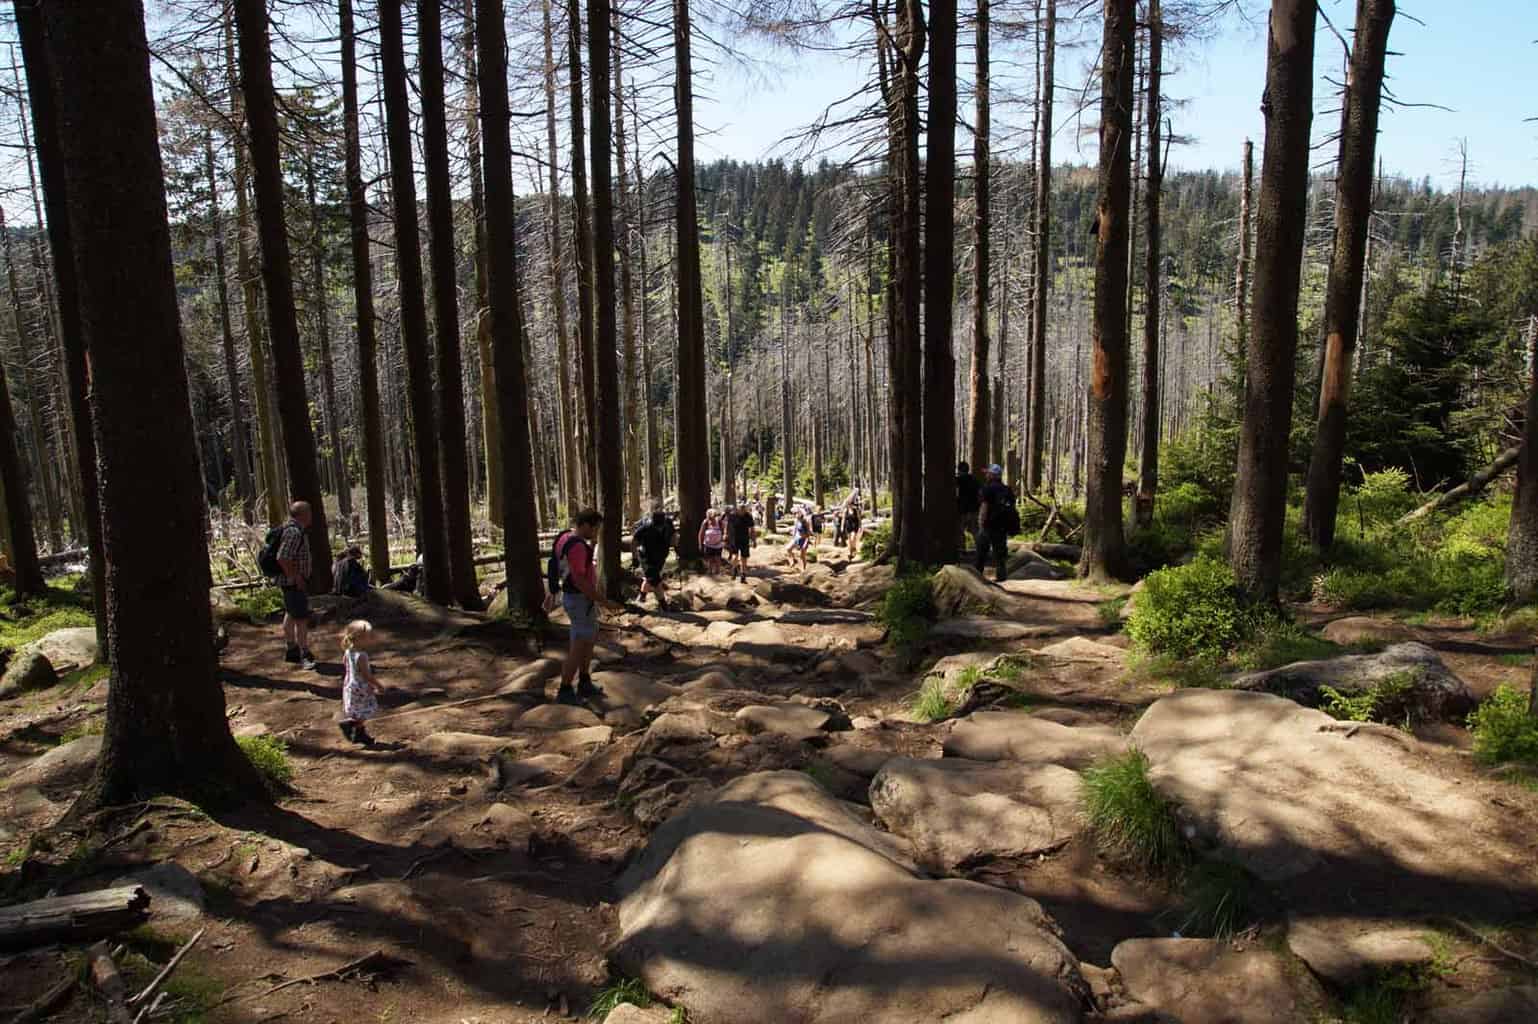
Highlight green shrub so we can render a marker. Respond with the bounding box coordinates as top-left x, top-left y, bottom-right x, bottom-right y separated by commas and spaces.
878, 571, 934, 652
908, 677, 956, 723
1177, 860, 1259, 940
1080, 749, 1189, 873
1343, 467, 1418, 532
238, 735, 293, 789
1468, 685, 1538, 765
588, 977, 651, 1018
1126, 557, 1251, 660
233, 588, 285, 621
1233, 618, 1344, 672
1319, 671, 1420, 729
859, 521, 892, 561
